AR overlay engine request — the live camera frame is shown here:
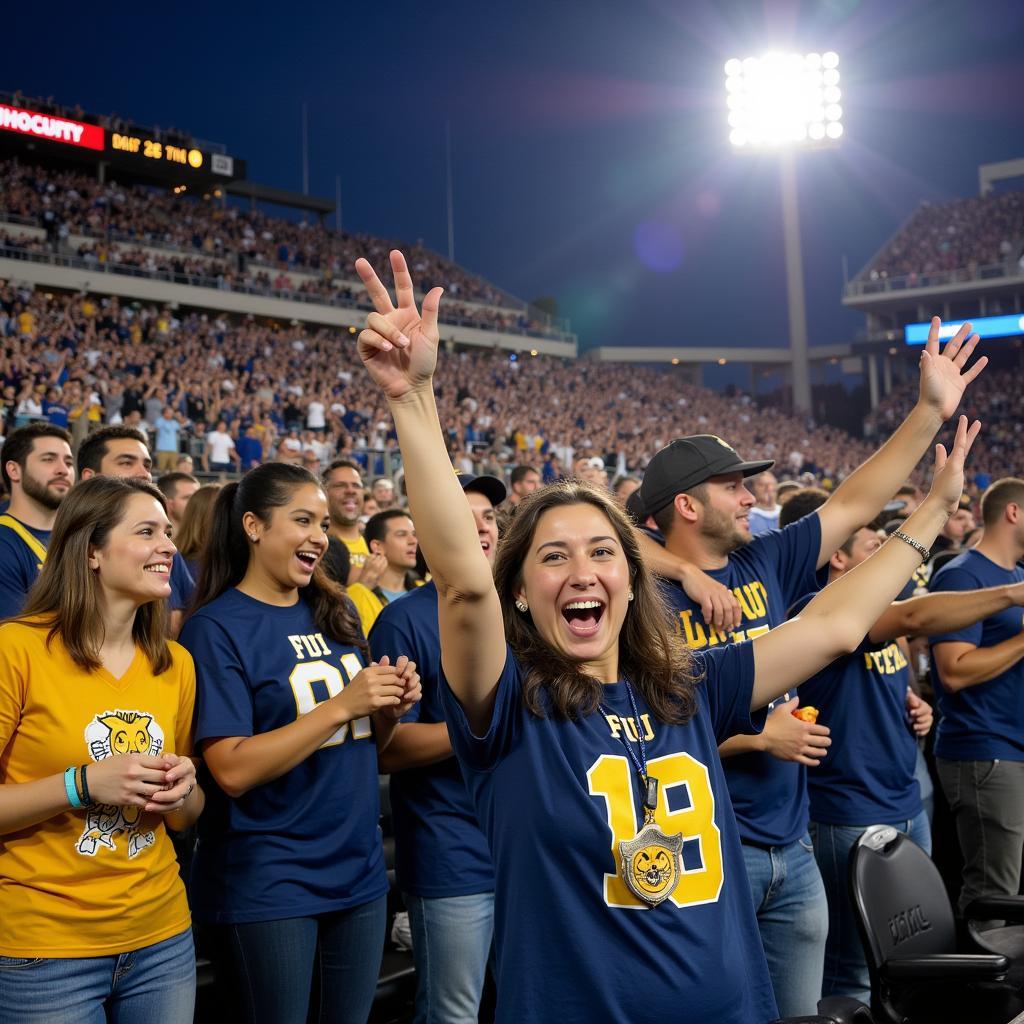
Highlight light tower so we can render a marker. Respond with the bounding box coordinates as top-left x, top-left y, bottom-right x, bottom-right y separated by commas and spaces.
724, 51, 843, 414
